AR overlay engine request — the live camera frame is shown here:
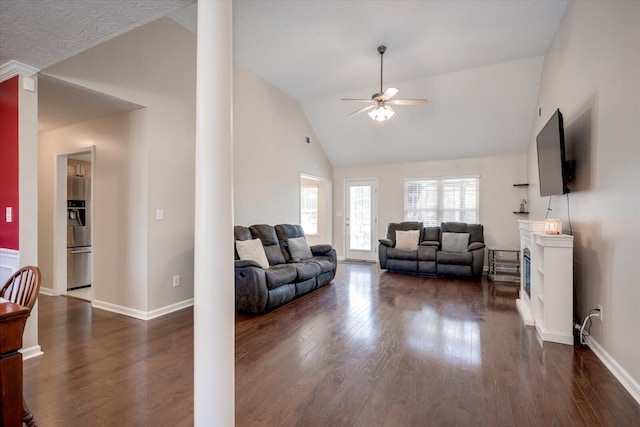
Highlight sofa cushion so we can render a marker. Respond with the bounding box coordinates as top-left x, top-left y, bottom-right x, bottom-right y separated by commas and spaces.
422, 226, 440, 242
287, 236, 313, 261
386, 222, 423, 245
293, 261, 322, 281
264, 264, 297, 290
275, 224, 306, 263
441, 232, 470, 253
437, 251, 473, 265
250, 224, 286, 265
387, 248, 418, 260
311, 258, 334, 274
234, 226, 252, 260
395, 230, 420, 251
236, 238, 270, 269
441, 222, 484, 244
